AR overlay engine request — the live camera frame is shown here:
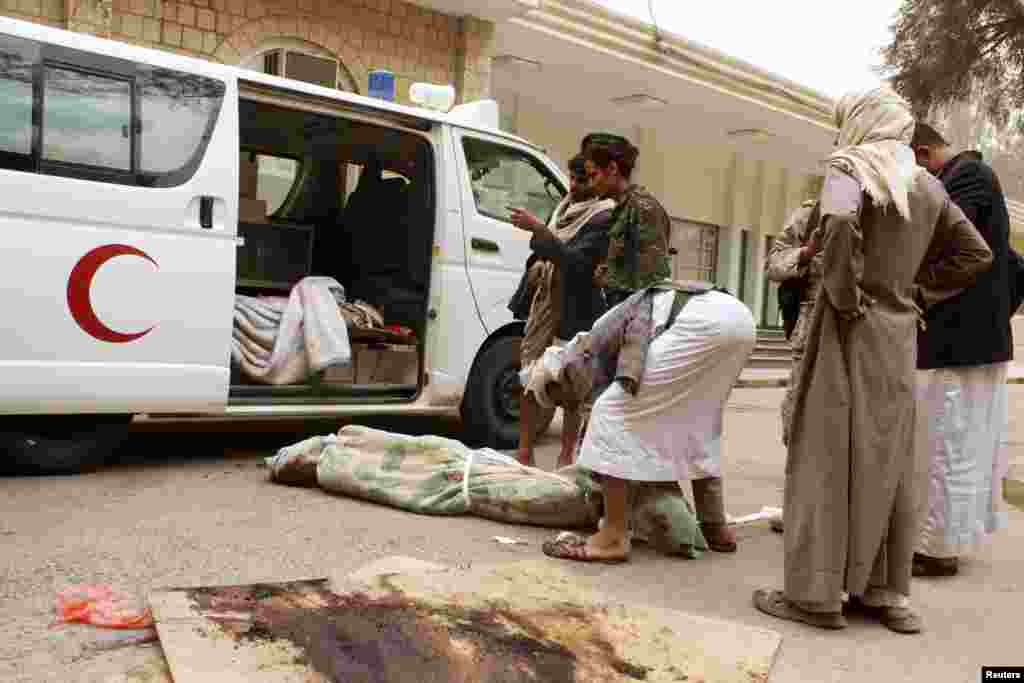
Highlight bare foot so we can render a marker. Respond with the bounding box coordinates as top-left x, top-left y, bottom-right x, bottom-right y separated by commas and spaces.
587, 526, 630, 555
